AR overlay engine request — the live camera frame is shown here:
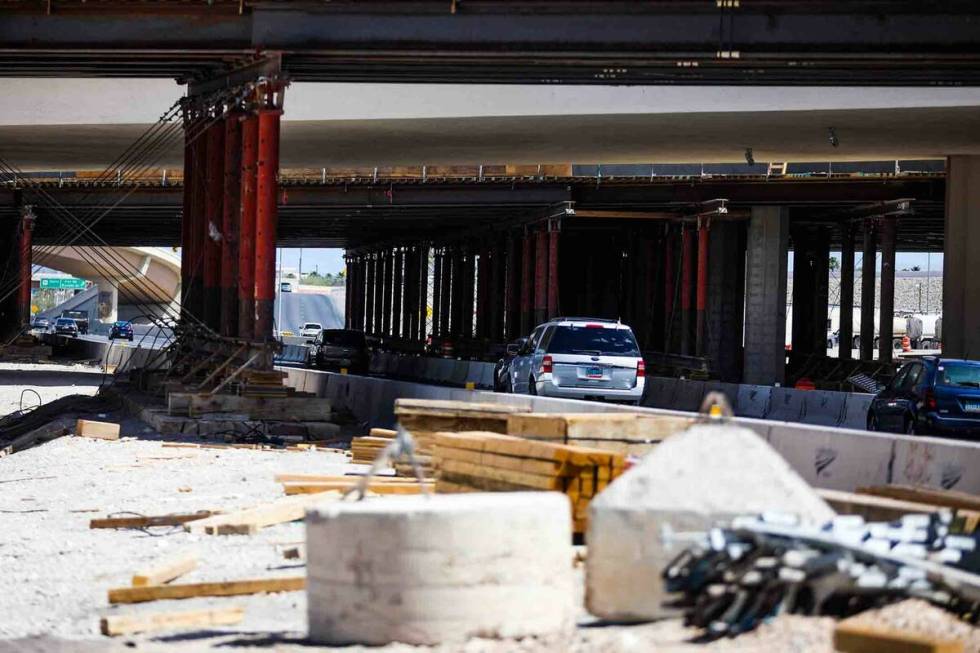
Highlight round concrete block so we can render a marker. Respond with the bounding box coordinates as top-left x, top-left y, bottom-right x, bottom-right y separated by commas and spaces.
306, 492, 574, 646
